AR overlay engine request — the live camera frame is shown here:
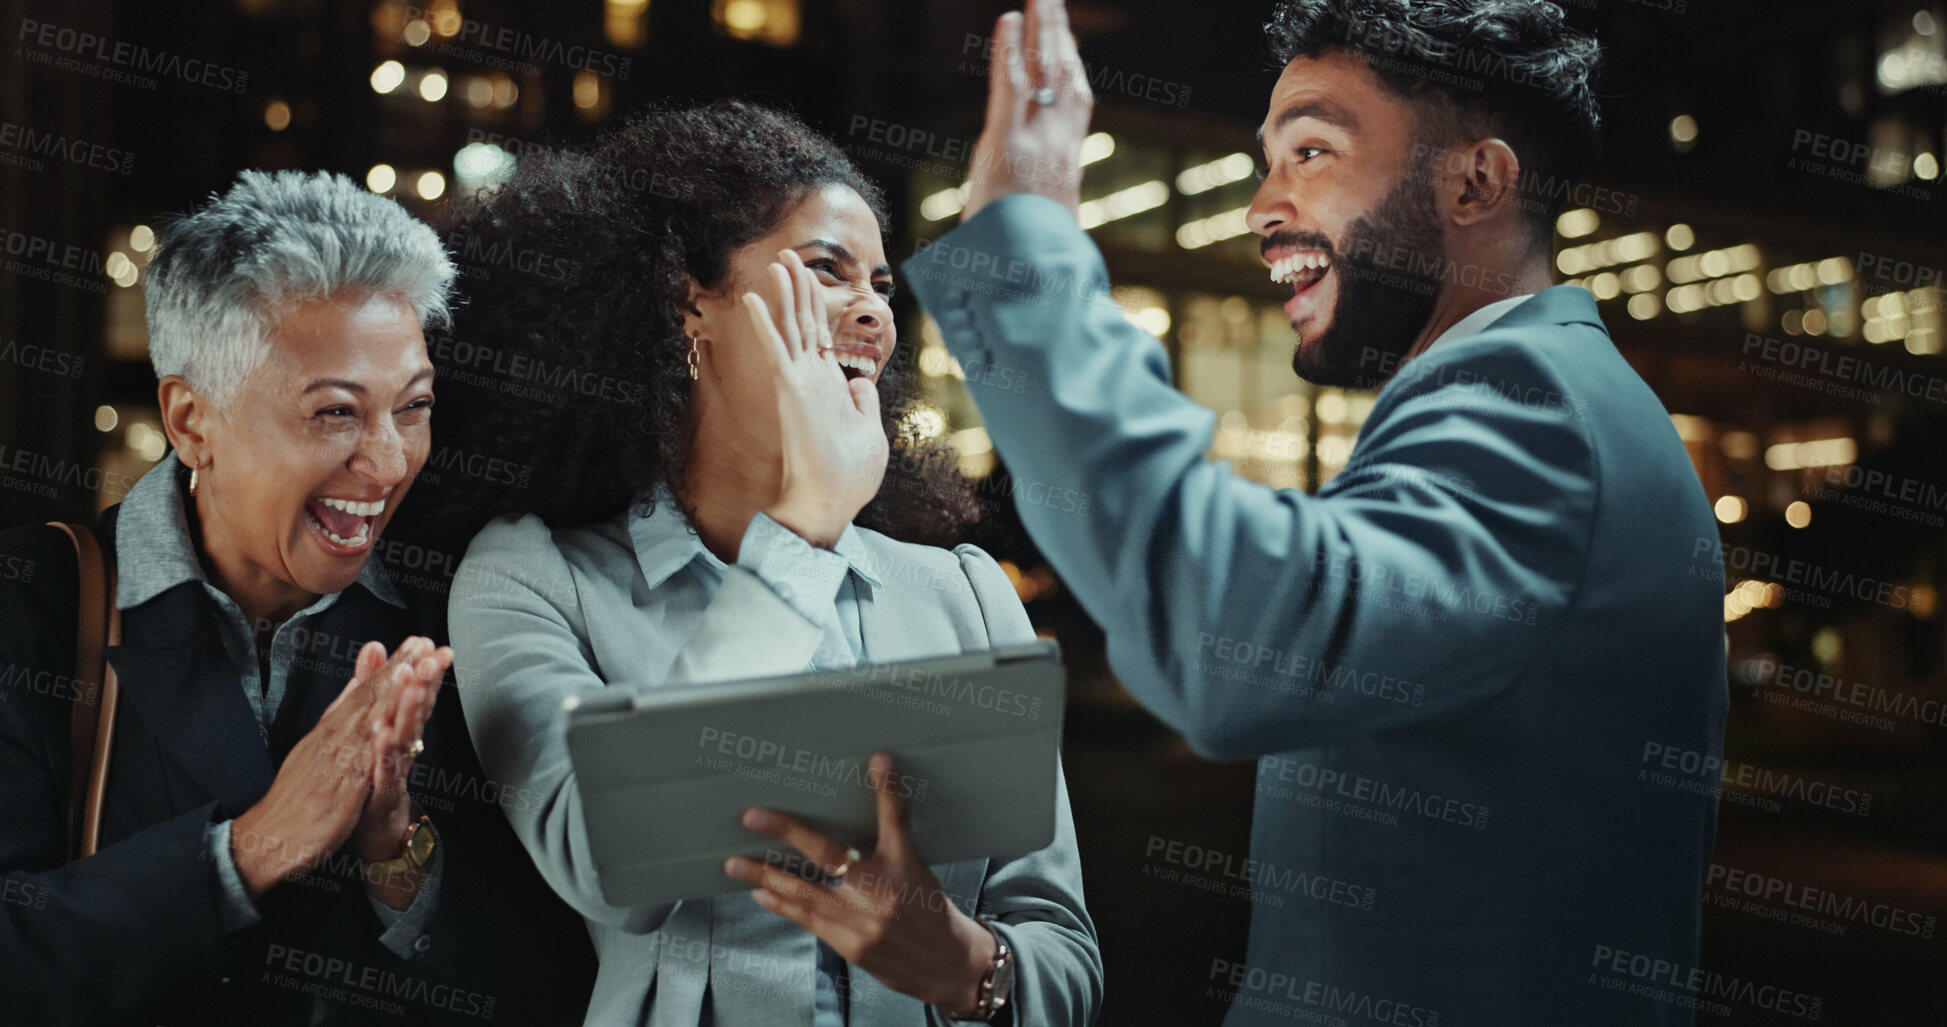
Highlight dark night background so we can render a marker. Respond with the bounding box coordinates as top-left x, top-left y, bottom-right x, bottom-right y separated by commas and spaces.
3, 0, 1945, 1023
